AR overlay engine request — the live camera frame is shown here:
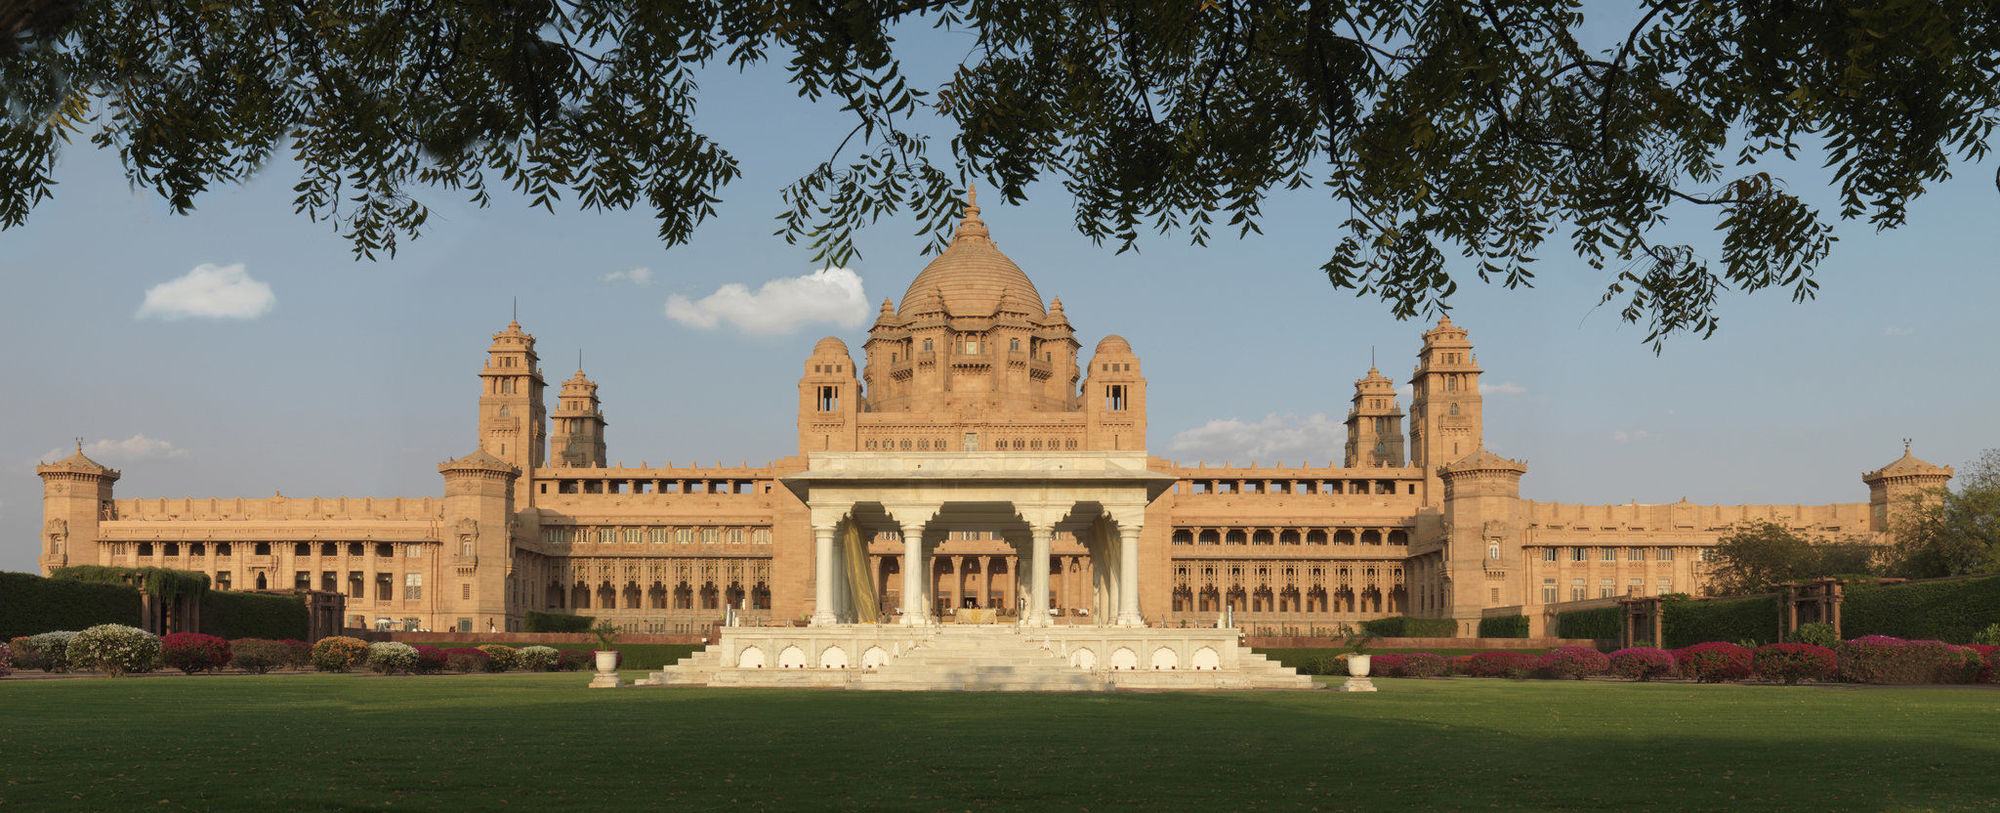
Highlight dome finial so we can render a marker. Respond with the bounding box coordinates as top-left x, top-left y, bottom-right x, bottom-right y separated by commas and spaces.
955, 182, 989, 242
